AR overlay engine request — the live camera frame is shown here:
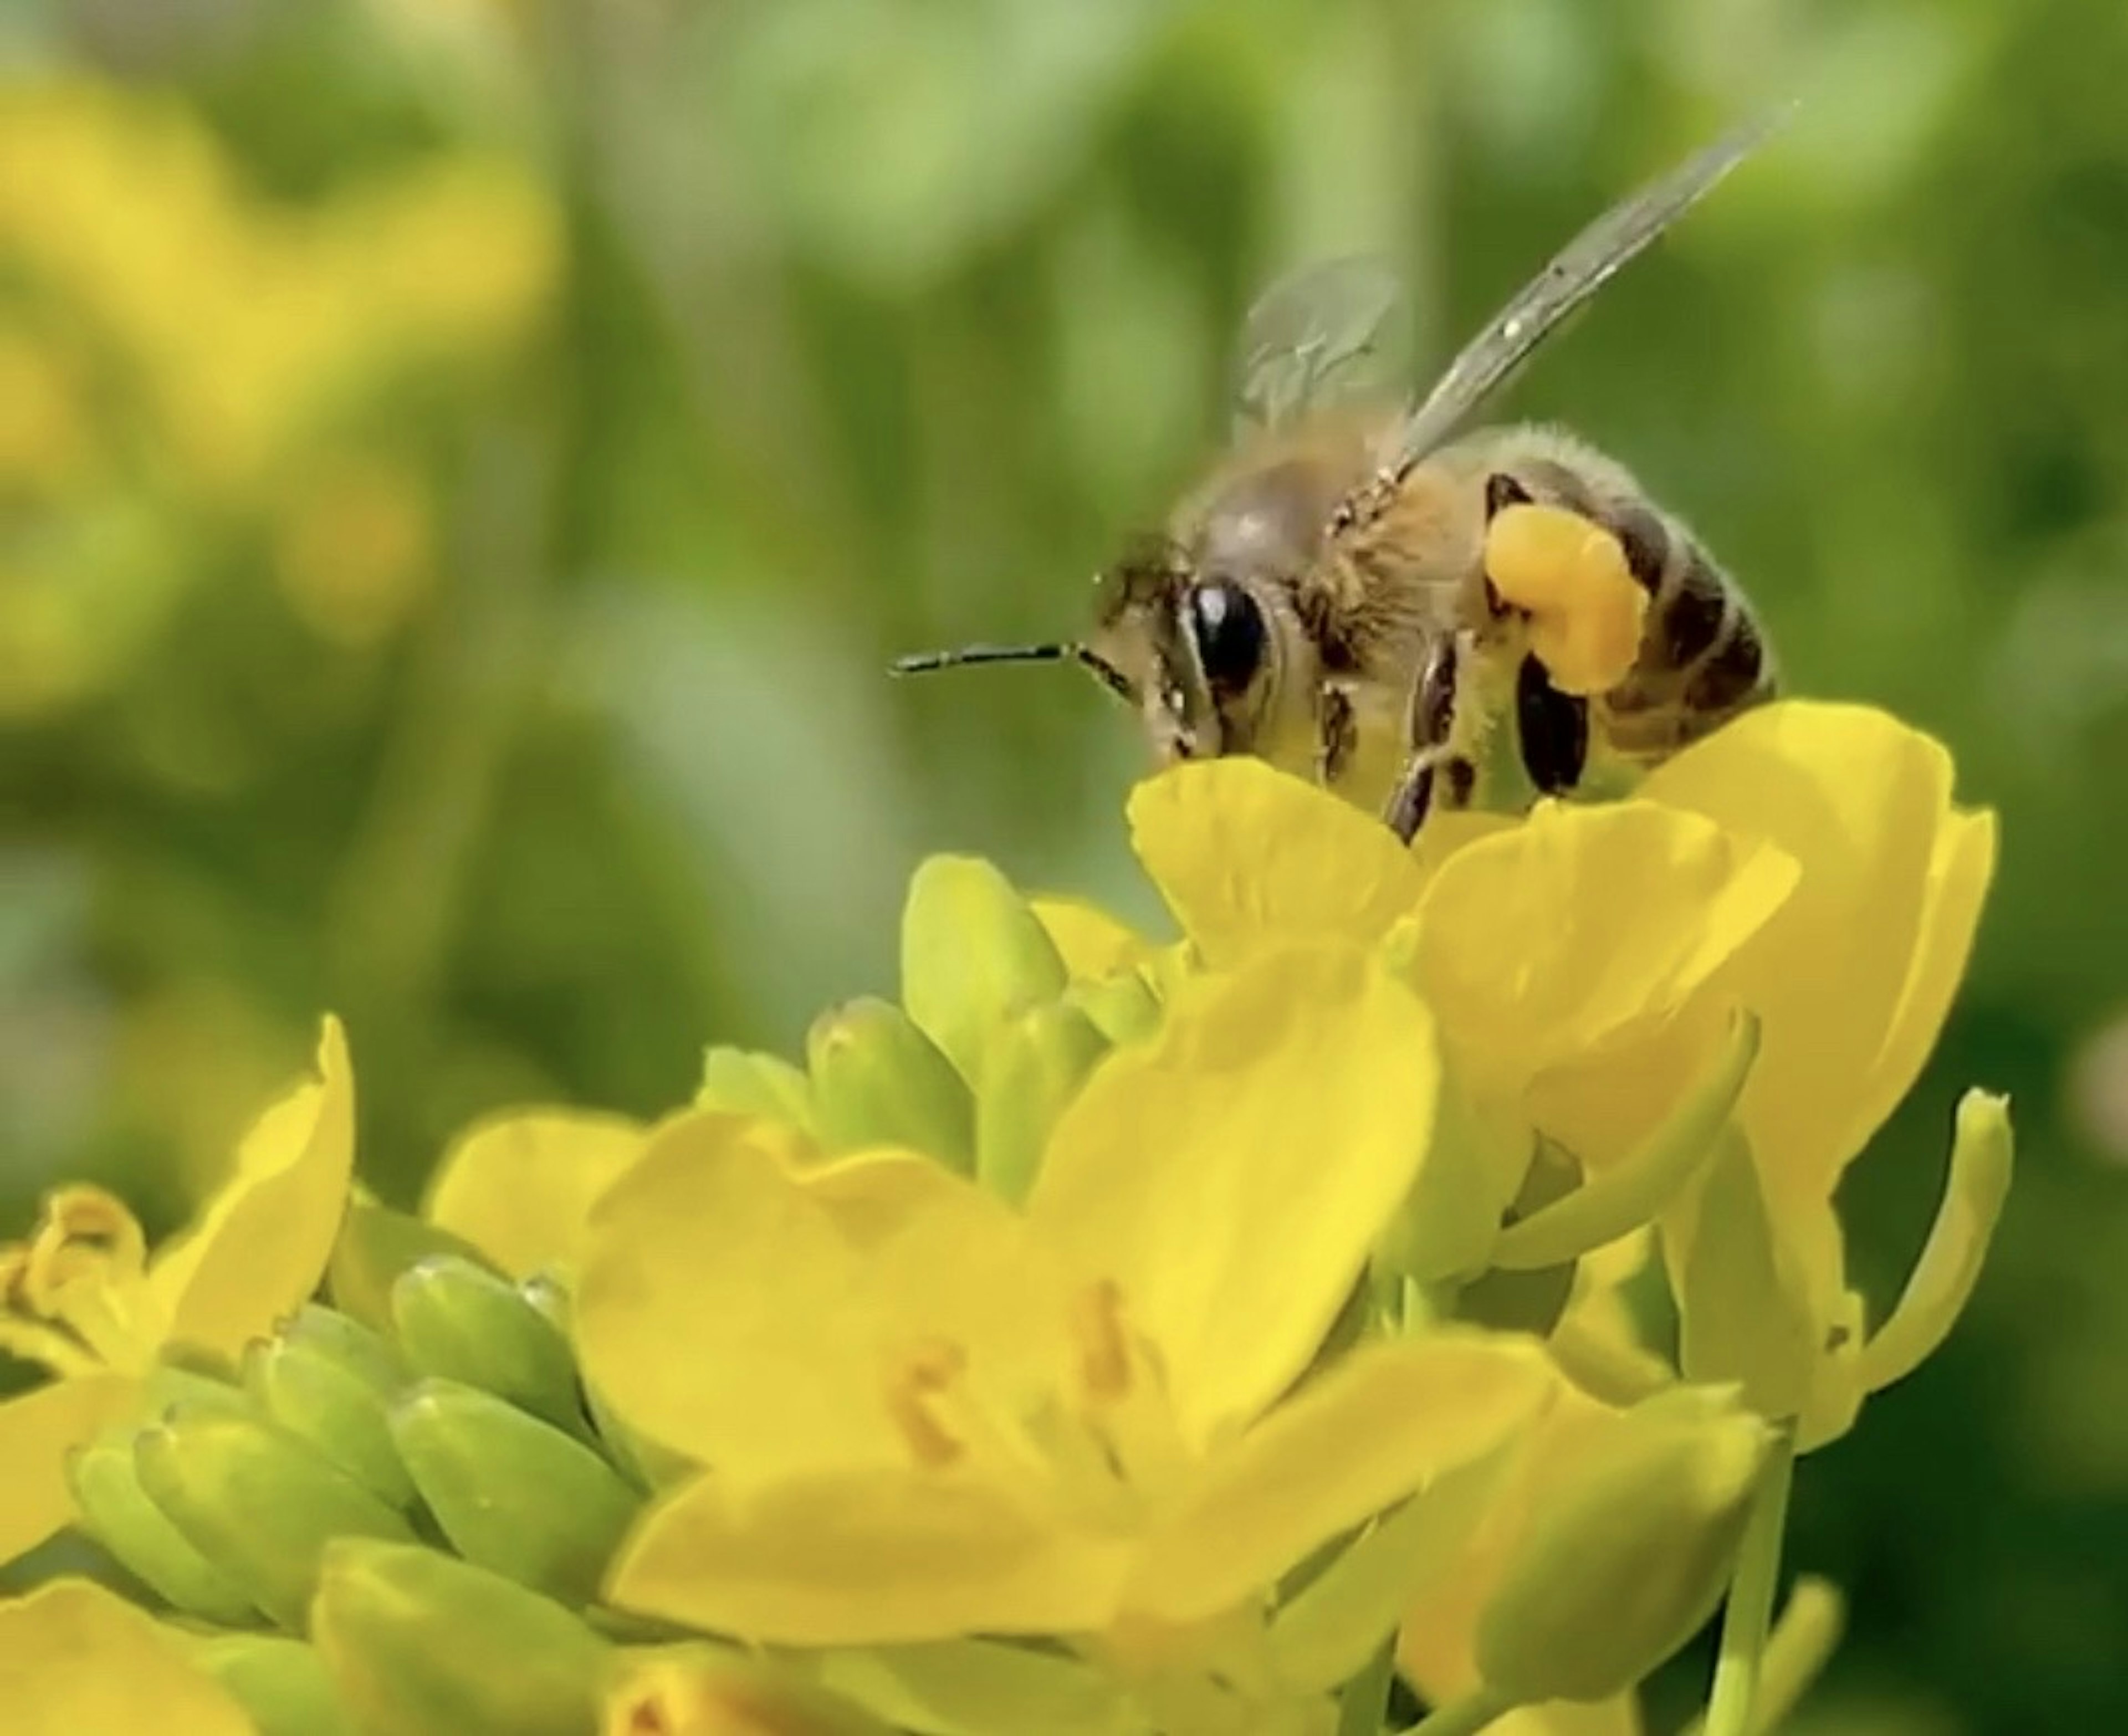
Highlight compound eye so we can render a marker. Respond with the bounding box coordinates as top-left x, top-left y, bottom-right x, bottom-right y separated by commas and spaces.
1188, 581, 1267, 695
